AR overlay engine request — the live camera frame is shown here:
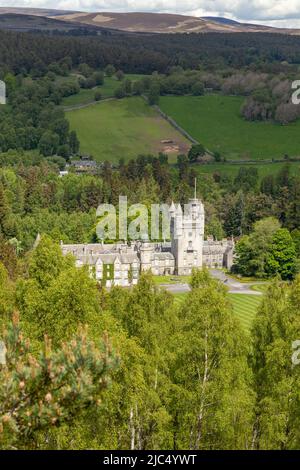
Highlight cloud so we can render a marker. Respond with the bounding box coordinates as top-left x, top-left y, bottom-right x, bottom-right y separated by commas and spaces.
3, 0, 300, 26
